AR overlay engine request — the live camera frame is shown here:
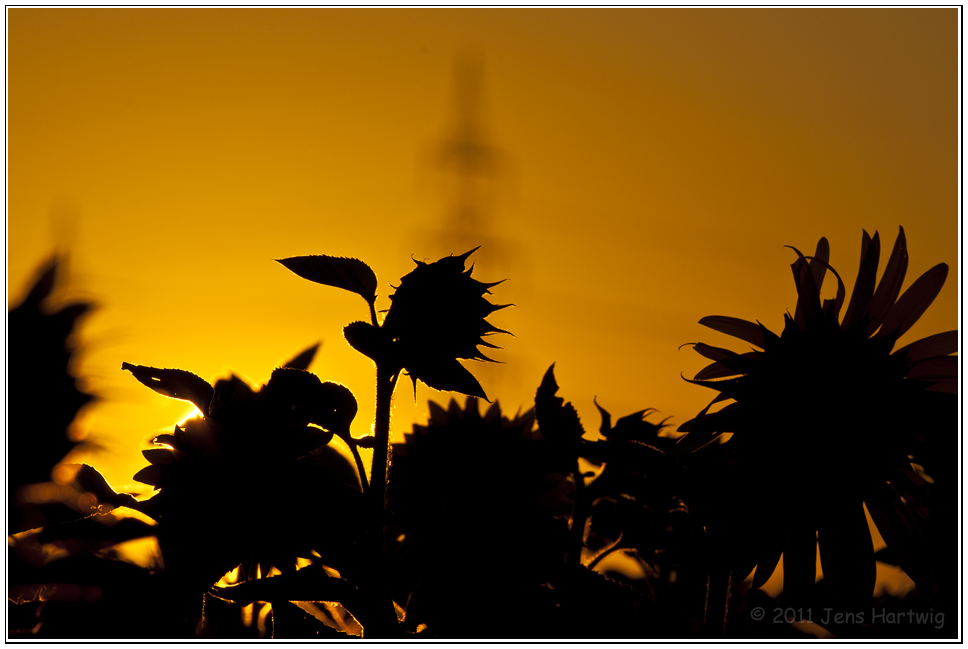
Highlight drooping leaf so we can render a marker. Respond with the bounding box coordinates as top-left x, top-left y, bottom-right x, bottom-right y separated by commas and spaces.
892, 330, 957, 363
698, 315, 766, 349
343, 321, 396, 367
71, 464, 140, 509
867, 226, 909, 335
282, 342, 321, 370
276, 255, 378, 305
876, 263, 948, 340
841, 230, 880, 330
534, 364, 585, 443
122, 362, 213, 414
